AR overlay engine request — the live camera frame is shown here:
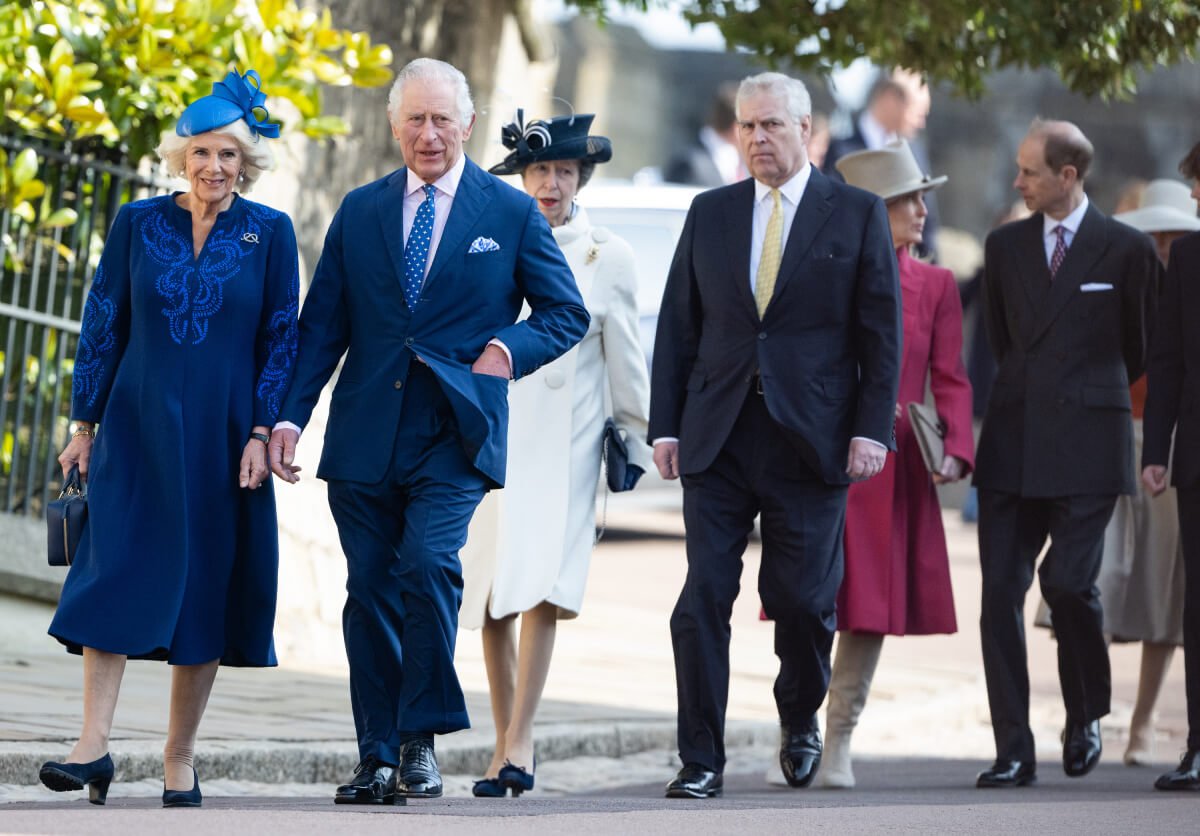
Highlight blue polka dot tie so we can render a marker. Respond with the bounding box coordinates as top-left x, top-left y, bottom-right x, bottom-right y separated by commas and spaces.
404, 184, 437, 310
